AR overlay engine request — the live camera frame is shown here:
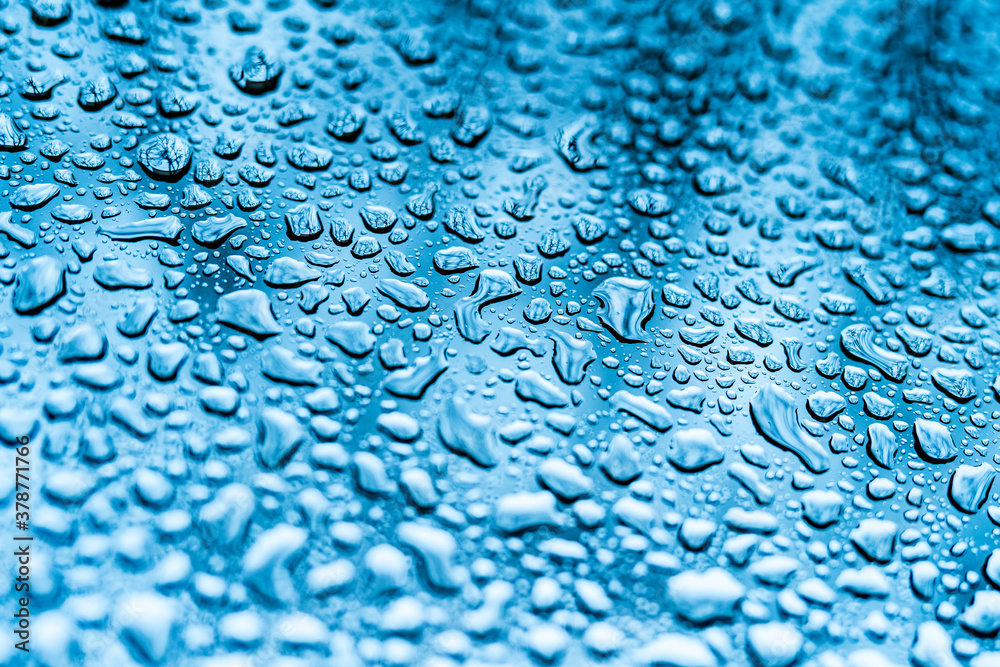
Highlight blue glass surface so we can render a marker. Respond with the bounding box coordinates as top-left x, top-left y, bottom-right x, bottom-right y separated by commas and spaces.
1, 0, 999, 664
